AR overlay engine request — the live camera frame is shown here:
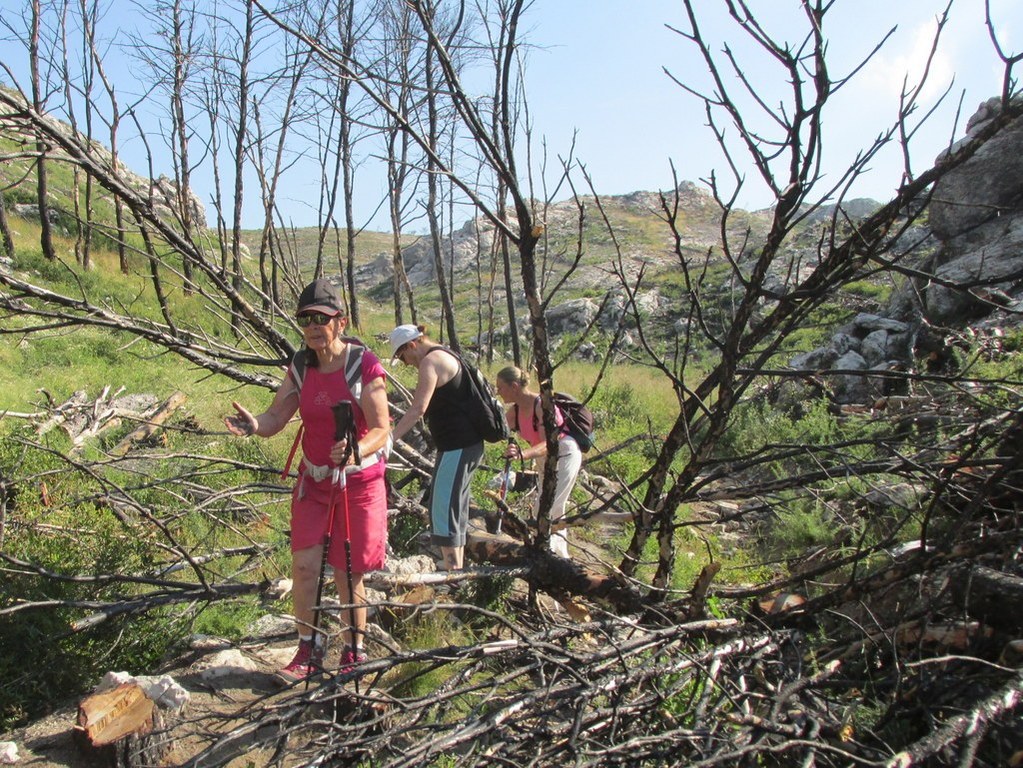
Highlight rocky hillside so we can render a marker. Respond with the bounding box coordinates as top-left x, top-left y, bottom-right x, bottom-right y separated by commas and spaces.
353, 181, 776, 297
788, 96, 1023, 404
